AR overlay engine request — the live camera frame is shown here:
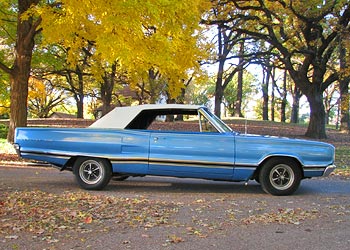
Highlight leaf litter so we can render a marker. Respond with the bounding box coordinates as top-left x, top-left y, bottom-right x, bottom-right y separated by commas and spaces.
1, 189, 349, 246
0, 190, 179, 240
